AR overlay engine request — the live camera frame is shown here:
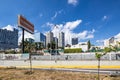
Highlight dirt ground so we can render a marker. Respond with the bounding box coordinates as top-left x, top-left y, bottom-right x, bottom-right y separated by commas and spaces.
0, 68, 120, 80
